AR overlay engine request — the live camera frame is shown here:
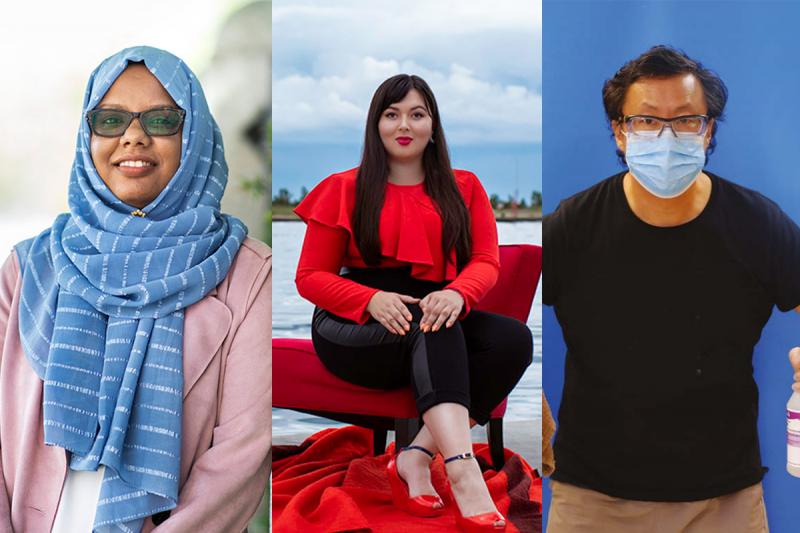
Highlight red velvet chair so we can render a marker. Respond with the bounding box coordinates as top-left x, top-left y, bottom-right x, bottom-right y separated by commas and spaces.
274, 243, 542, 468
